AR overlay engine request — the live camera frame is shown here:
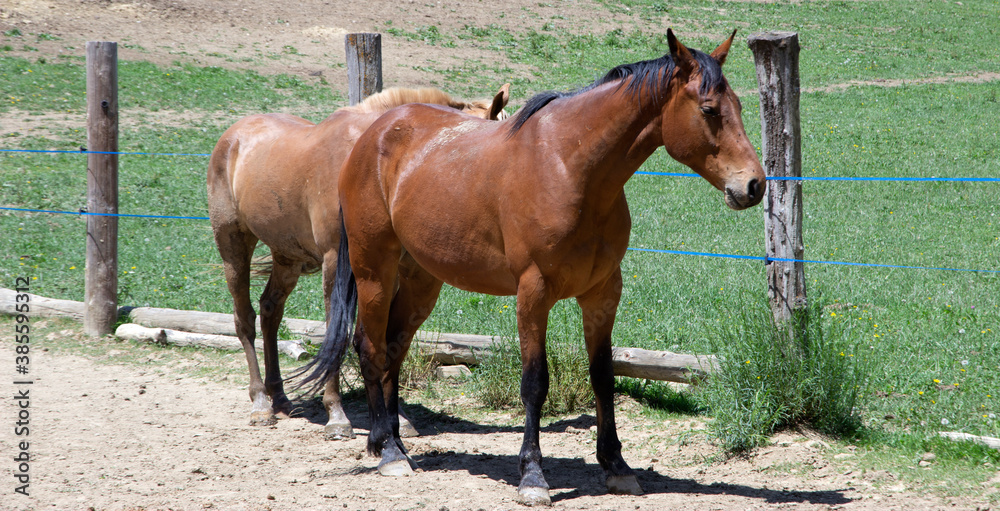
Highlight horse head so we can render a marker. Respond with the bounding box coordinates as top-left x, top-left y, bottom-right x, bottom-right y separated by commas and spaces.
660, 30, 765, 210
452, 82, 511, 120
